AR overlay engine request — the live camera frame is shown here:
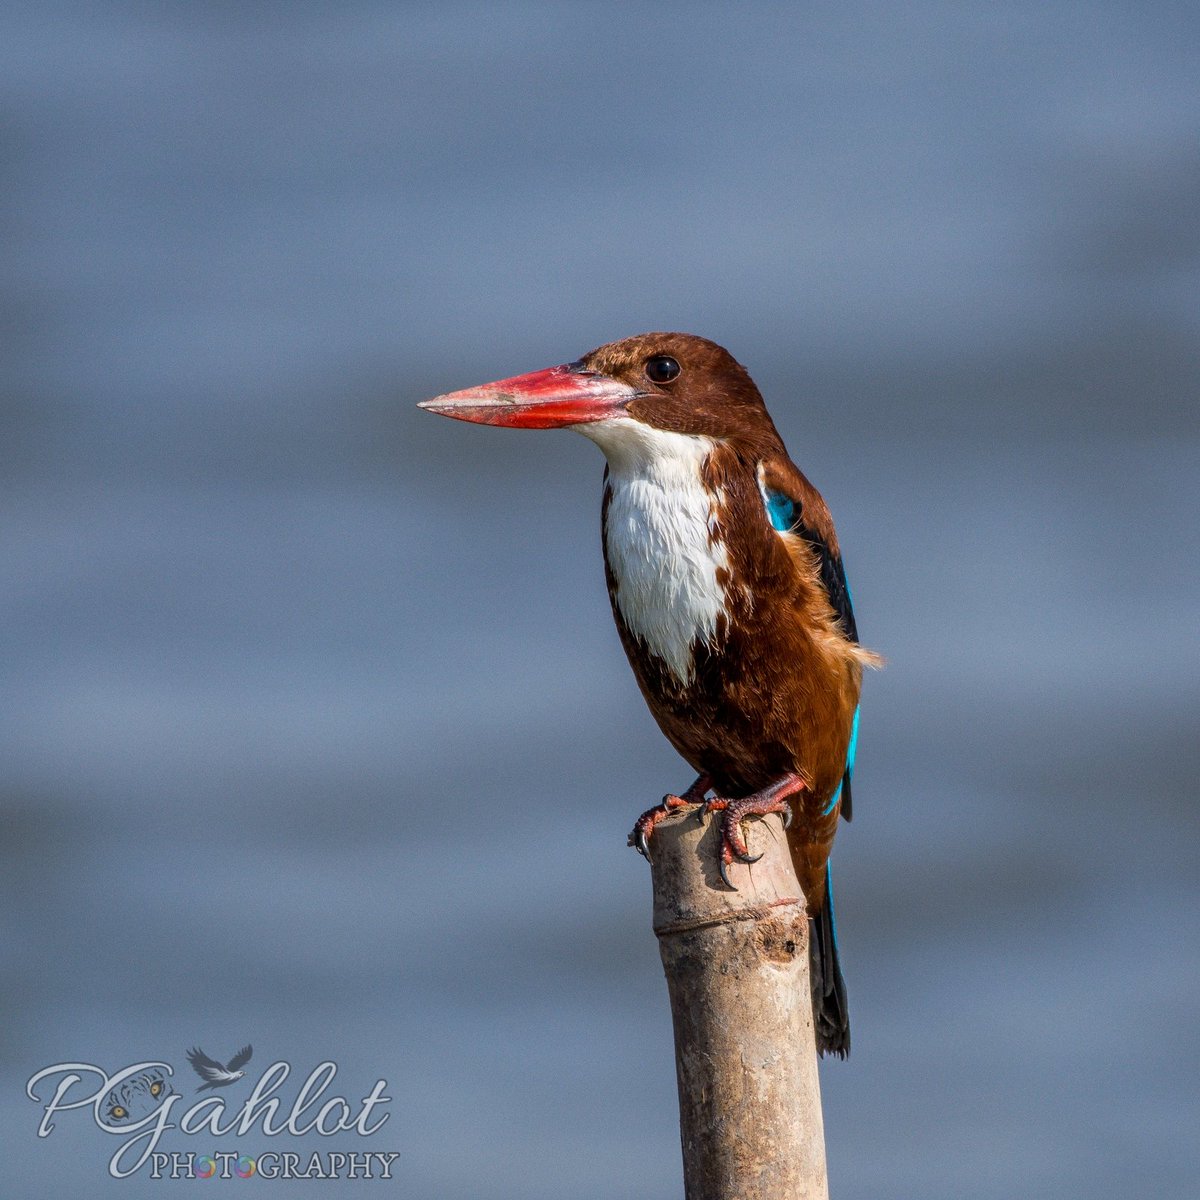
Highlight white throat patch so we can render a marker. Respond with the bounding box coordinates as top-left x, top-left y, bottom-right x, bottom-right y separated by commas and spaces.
575, 417, 730, 685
